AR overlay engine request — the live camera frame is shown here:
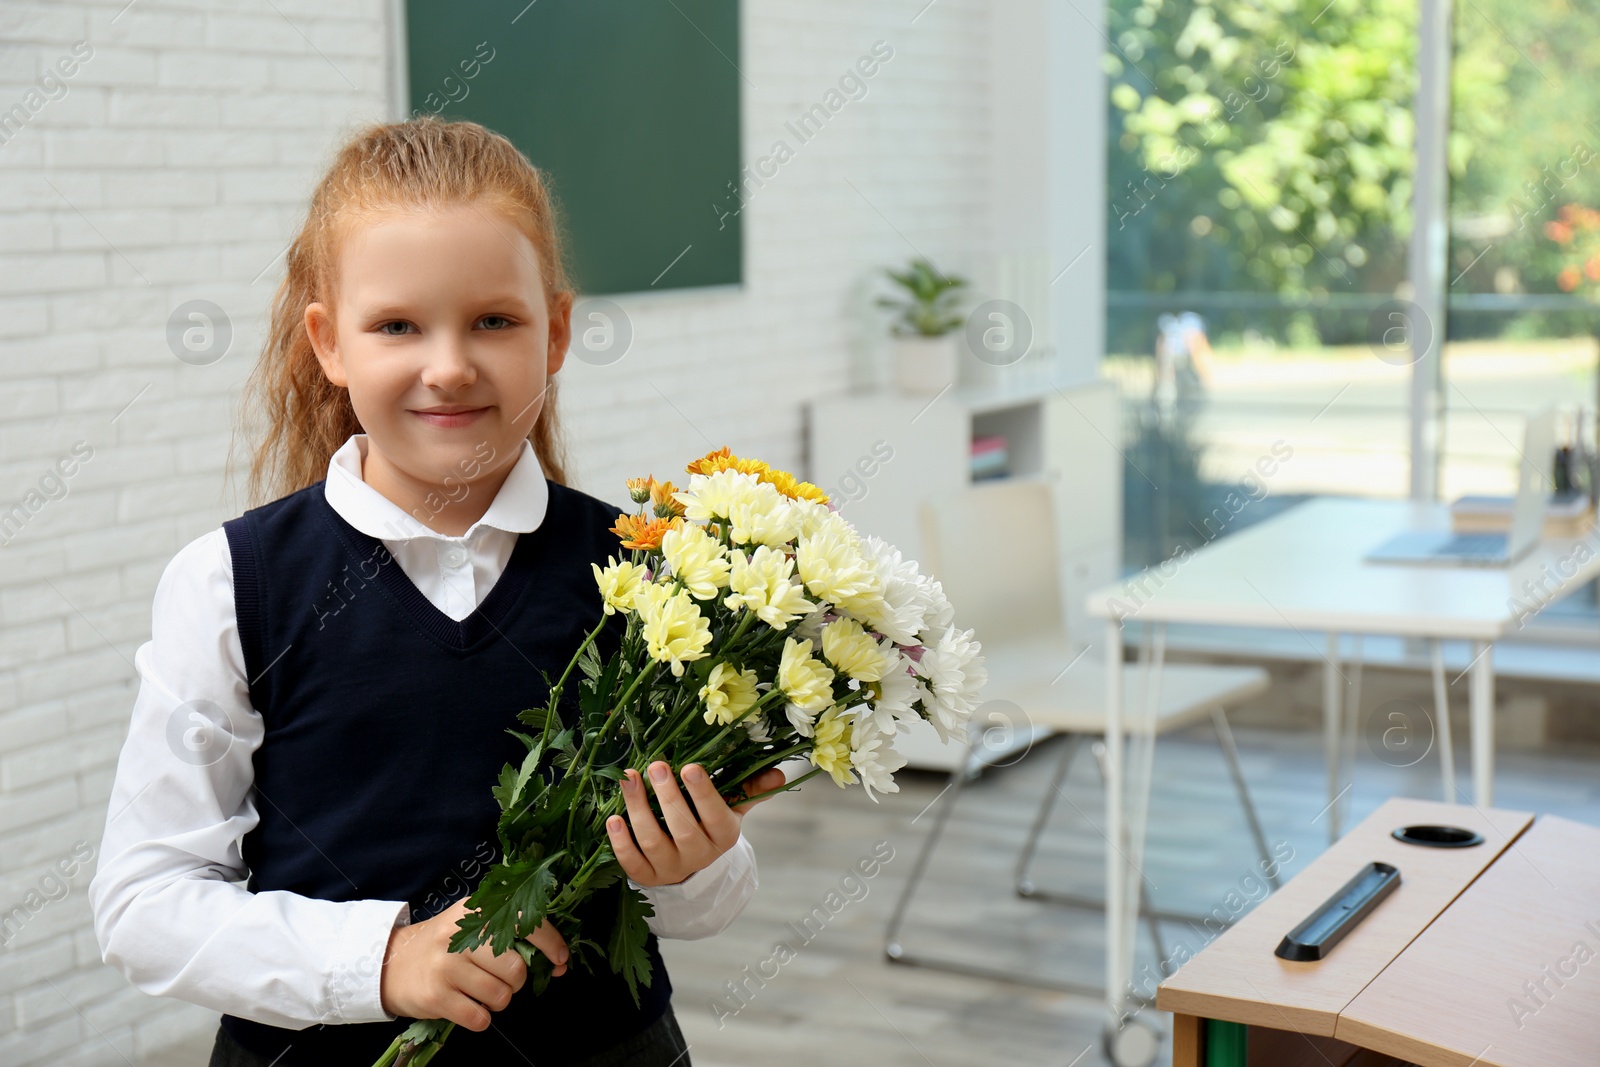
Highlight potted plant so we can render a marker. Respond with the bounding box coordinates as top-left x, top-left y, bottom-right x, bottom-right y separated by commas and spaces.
877, 257, 969, 394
